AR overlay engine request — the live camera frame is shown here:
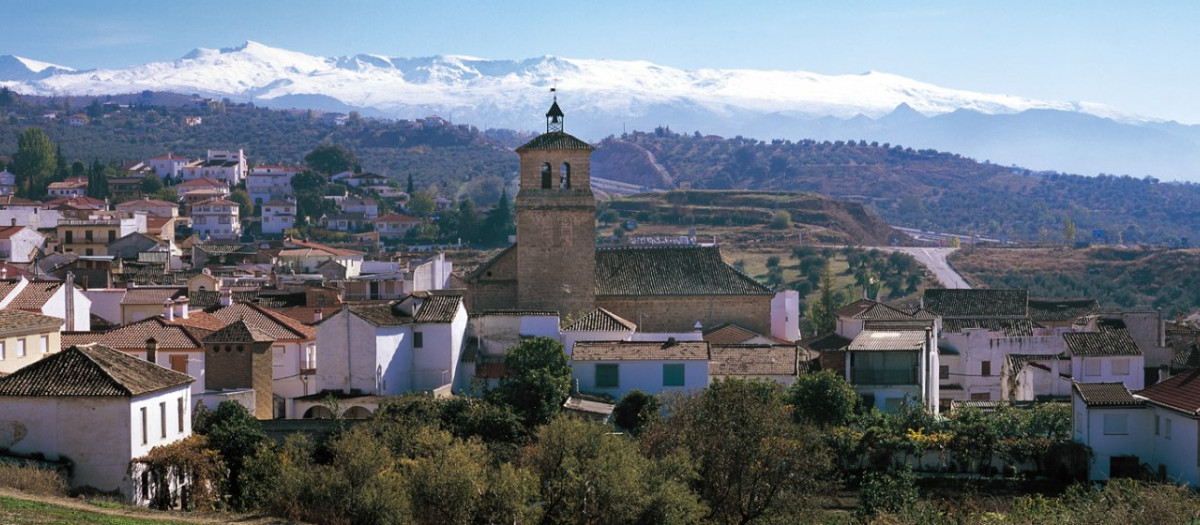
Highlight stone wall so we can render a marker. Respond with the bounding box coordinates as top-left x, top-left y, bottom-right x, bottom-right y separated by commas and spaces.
203, 341, 274, 419
596, 294, 773, 334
